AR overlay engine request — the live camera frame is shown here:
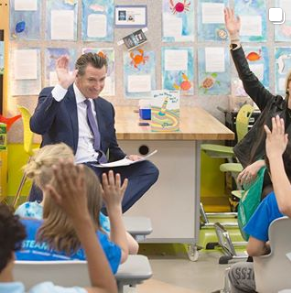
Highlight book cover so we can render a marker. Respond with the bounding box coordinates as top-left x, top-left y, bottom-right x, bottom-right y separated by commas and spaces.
150, 90, 180, 132
123, 29, 148, 51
